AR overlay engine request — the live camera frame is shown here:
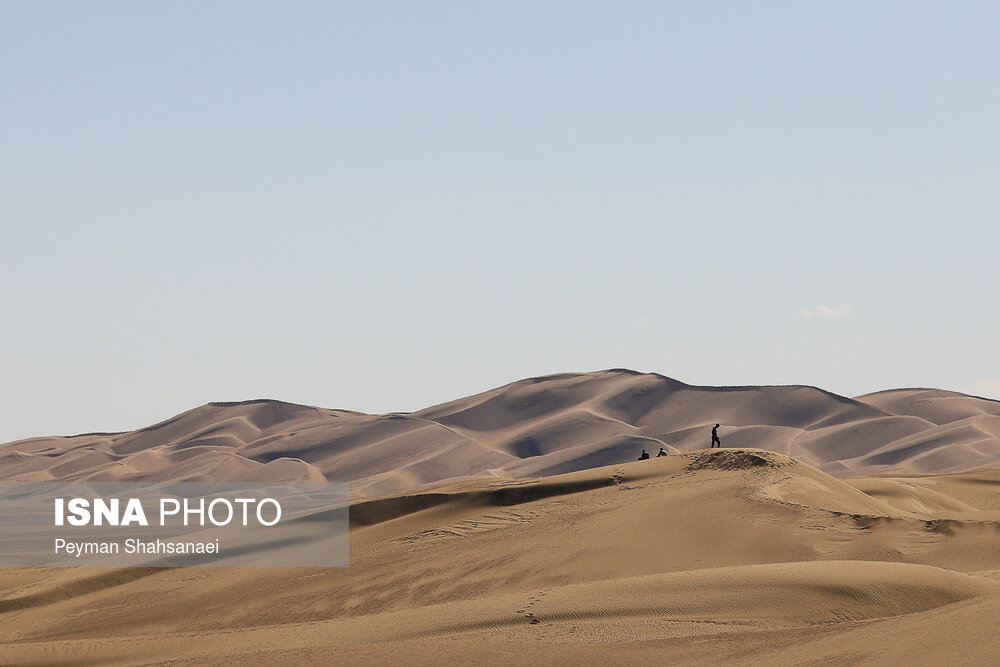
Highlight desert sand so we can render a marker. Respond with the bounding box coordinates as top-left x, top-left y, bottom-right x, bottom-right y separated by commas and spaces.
1, 370, 999, 665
